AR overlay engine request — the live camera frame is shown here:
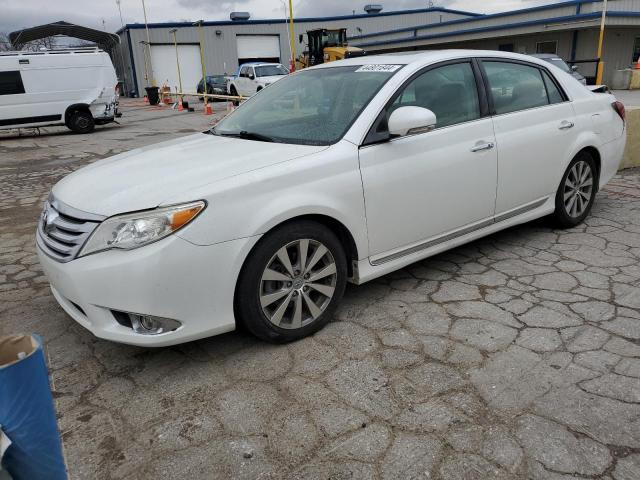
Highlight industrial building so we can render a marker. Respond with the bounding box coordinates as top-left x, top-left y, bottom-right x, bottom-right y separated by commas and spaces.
115, 0, 640, 97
